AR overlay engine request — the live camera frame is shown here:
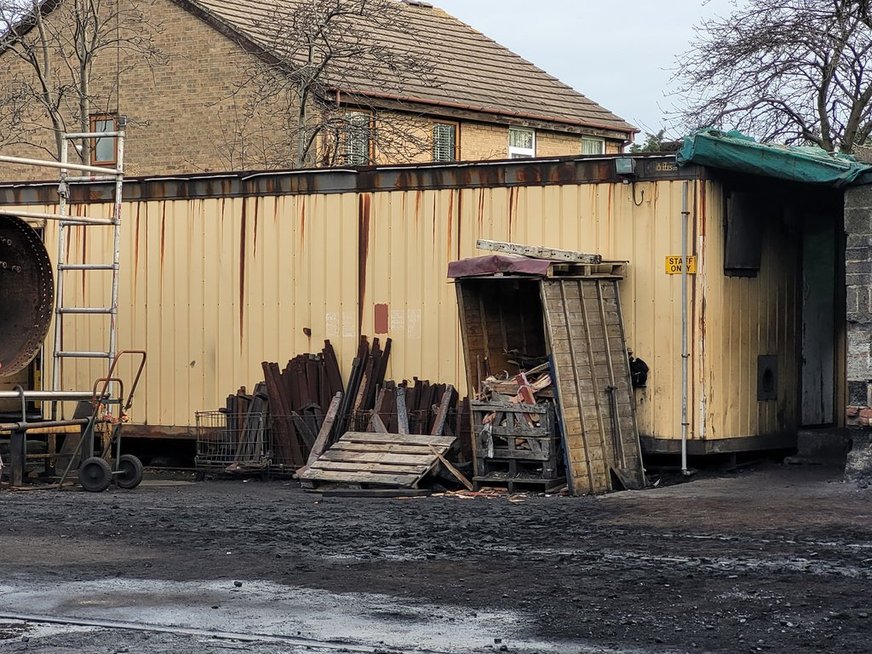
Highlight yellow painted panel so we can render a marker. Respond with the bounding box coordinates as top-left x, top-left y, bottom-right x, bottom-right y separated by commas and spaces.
9, 176, 802, 445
